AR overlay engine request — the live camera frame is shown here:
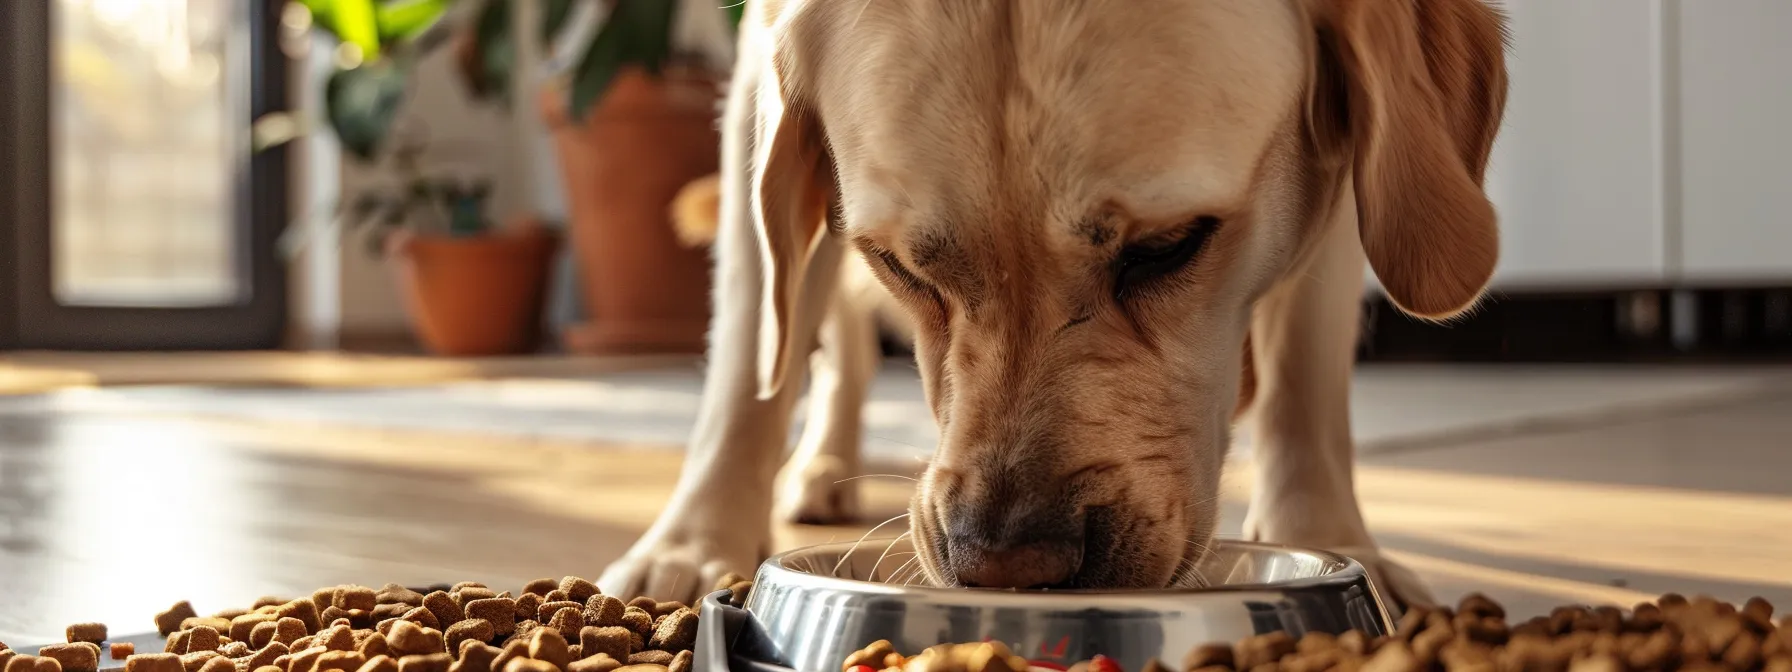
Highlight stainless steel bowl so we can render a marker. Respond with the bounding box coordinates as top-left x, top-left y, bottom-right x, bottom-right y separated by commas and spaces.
743, 539, 1391, 672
